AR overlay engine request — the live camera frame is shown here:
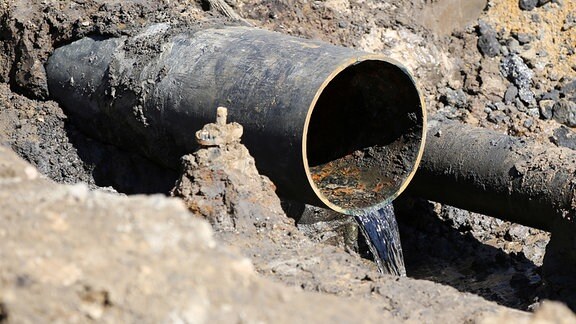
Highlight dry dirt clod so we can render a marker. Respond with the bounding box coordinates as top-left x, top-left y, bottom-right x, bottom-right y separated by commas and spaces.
172, 107, 289, 233
0, 145, 404, 323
